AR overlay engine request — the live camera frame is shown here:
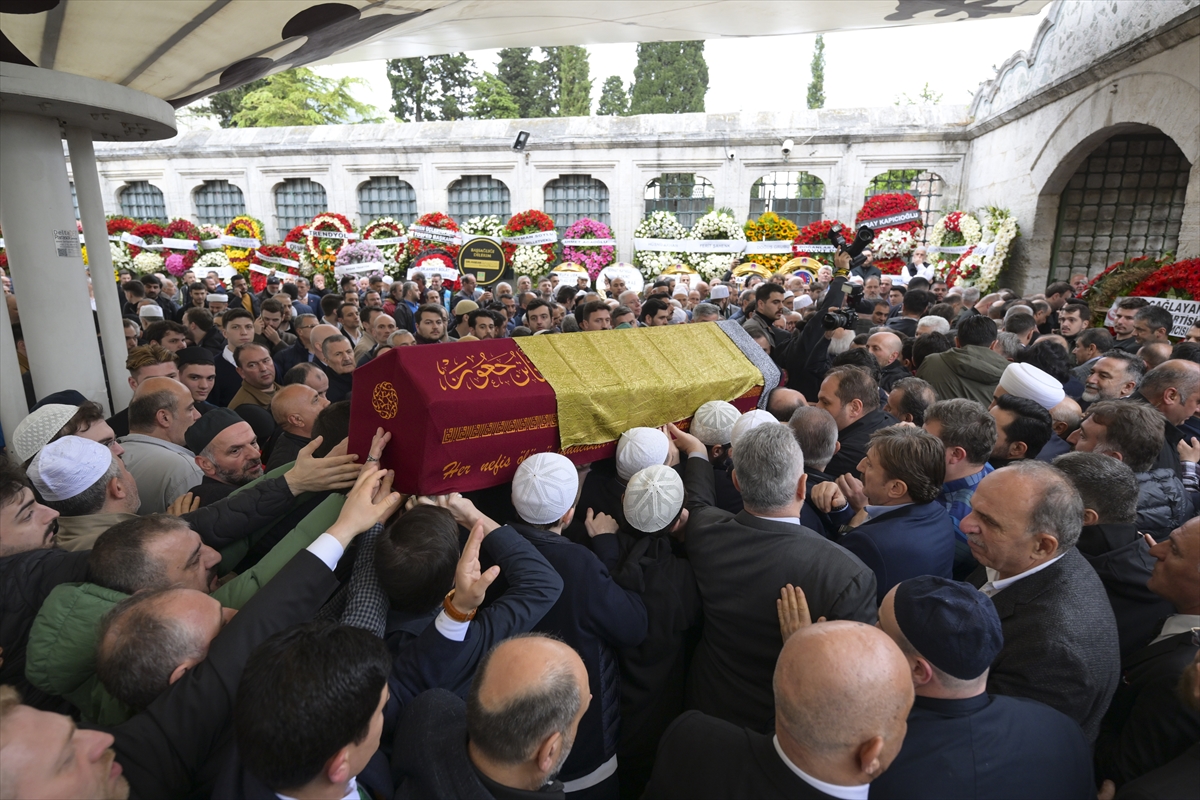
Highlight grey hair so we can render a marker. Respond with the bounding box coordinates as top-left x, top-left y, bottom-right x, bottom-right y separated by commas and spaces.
320, 334, 351, 359
961, 287, 981, 305
733, 424, 804, 513
1004, 461, 1083, 550
40, 454, 121, 517
993, 331, 1023, 359
294, 313, 317, 326
692, 303, 721, 319
1141, 361, 1200, 404
1005, 304, 1034, 320
916, 315, 950, 335
1051, 452, 1139, 525
387, 330, 415, 347
787, 406, 838, 471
